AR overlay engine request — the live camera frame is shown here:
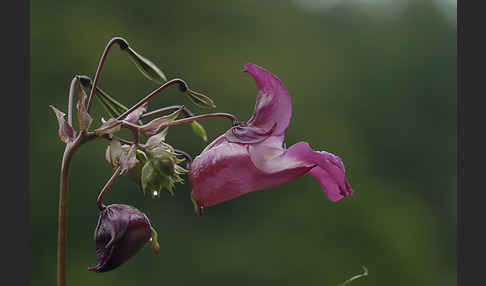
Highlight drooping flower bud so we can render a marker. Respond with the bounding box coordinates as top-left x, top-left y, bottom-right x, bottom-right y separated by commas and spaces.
88, 204, 155, 272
